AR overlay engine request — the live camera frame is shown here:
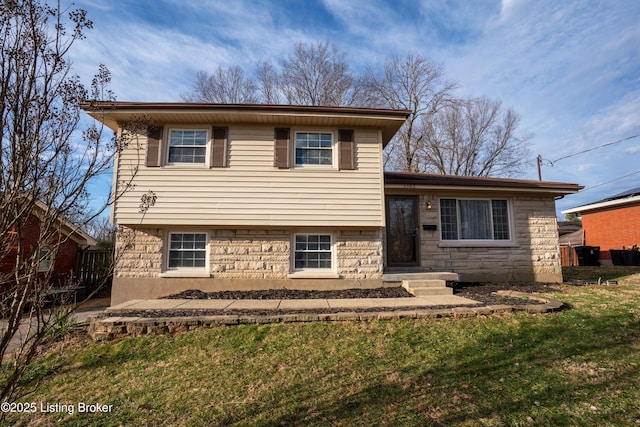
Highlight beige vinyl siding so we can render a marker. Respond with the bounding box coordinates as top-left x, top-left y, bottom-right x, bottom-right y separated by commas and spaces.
114, 126, 384, 226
